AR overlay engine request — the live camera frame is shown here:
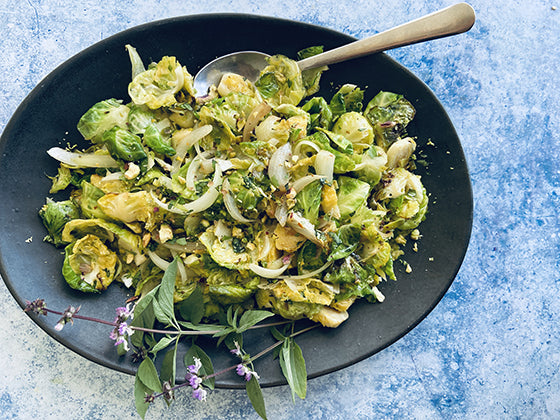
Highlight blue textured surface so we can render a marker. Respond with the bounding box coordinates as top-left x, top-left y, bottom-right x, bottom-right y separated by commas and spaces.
1, 1, 559, 419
